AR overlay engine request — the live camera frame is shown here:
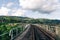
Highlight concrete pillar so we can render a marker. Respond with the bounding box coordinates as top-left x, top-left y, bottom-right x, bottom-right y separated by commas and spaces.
55, 27, 59, 35
11, 30, 13, 40
45, 25, 49, 30
48, 26, 51, 31
9, 29, 13, 40
16, 28, 18, 36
